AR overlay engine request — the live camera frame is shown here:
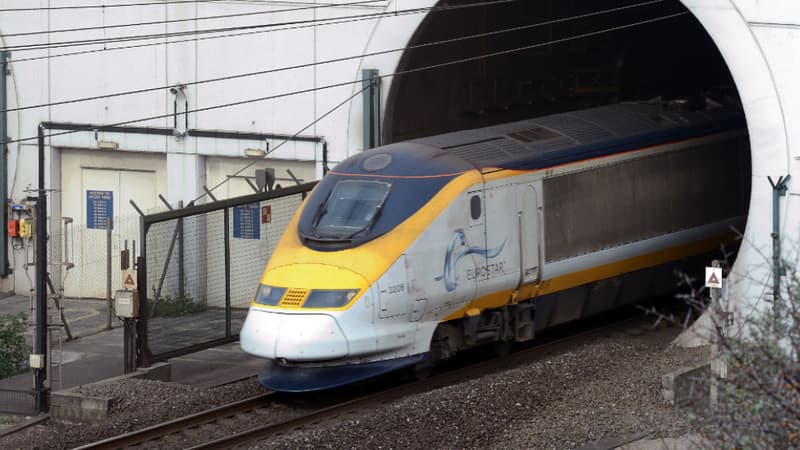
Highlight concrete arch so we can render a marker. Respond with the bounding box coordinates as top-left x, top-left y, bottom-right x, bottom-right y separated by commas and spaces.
680, 1, 789, 320
346, 0, 437, 157
350, 0, 791, 320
